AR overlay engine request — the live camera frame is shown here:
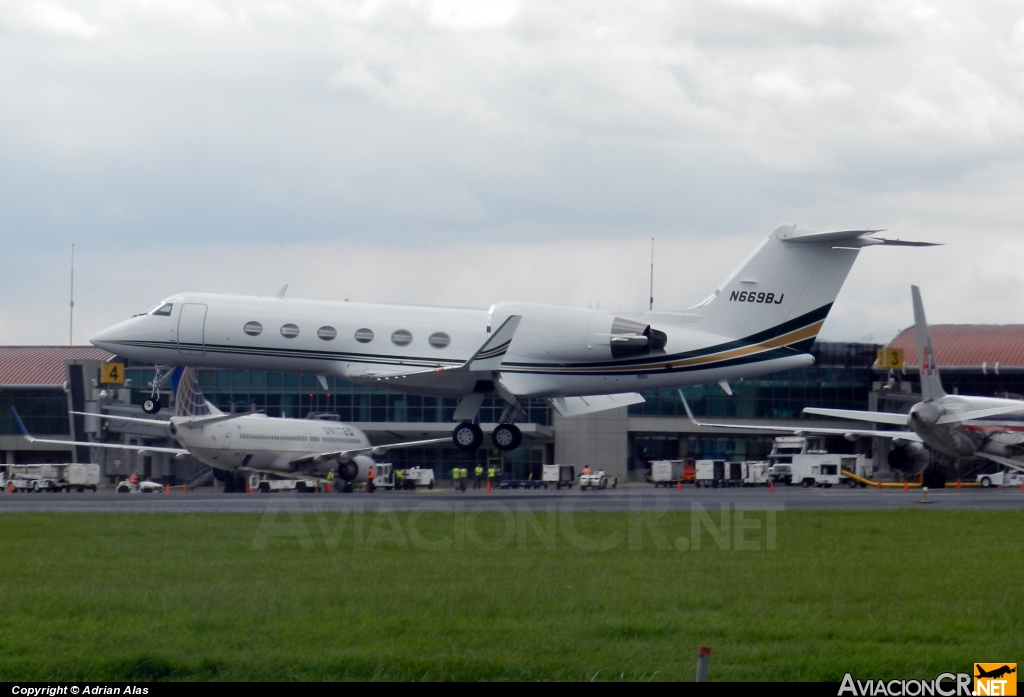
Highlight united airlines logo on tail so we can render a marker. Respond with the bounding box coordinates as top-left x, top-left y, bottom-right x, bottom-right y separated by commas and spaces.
175, 367, 212, 417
